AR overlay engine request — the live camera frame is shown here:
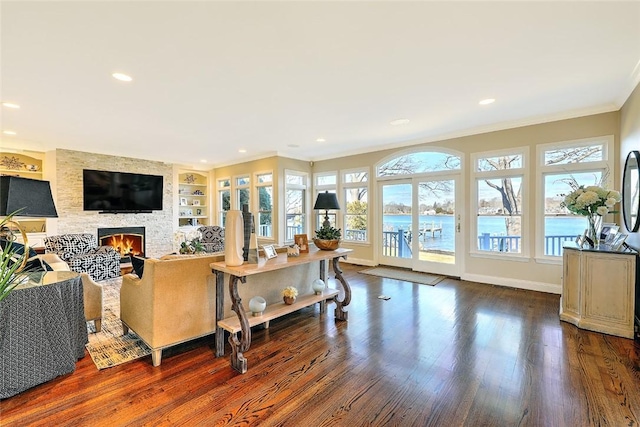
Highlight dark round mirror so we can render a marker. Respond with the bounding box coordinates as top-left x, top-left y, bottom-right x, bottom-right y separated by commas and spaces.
622, 150, 640, 232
